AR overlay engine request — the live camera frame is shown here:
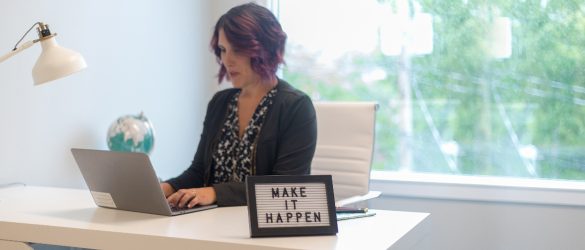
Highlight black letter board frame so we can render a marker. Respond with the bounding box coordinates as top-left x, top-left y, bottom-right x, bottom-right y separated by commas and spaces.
246, 175, 338, 237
